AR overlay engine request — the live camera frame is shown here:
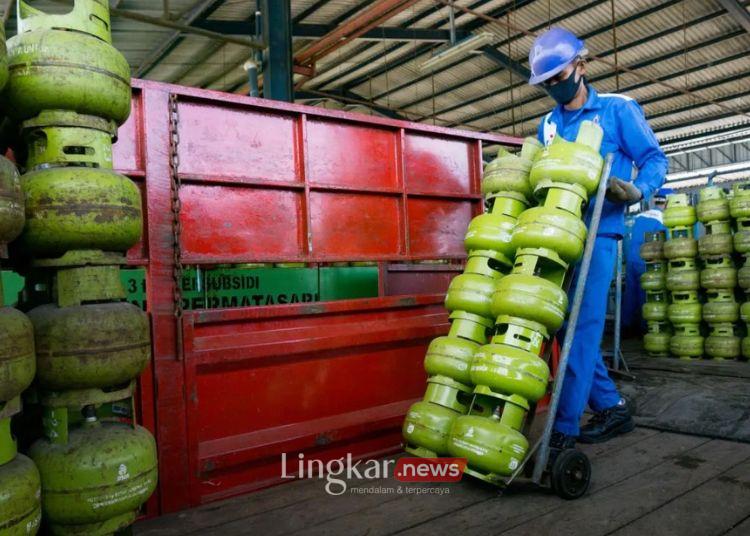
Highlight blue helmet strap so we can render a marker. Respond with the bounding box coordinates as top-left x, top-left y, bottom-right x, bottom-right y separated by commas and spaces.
546, 64, 583, 106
